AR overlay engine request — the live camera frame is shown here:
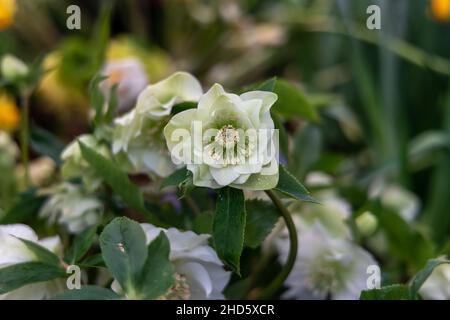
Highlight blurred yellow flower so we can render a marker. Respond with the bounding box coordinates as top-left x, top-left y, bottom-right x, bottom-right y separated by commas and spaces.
431, 0, 450, 22
0, 92, 20, 131
0, 0, 16, 30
